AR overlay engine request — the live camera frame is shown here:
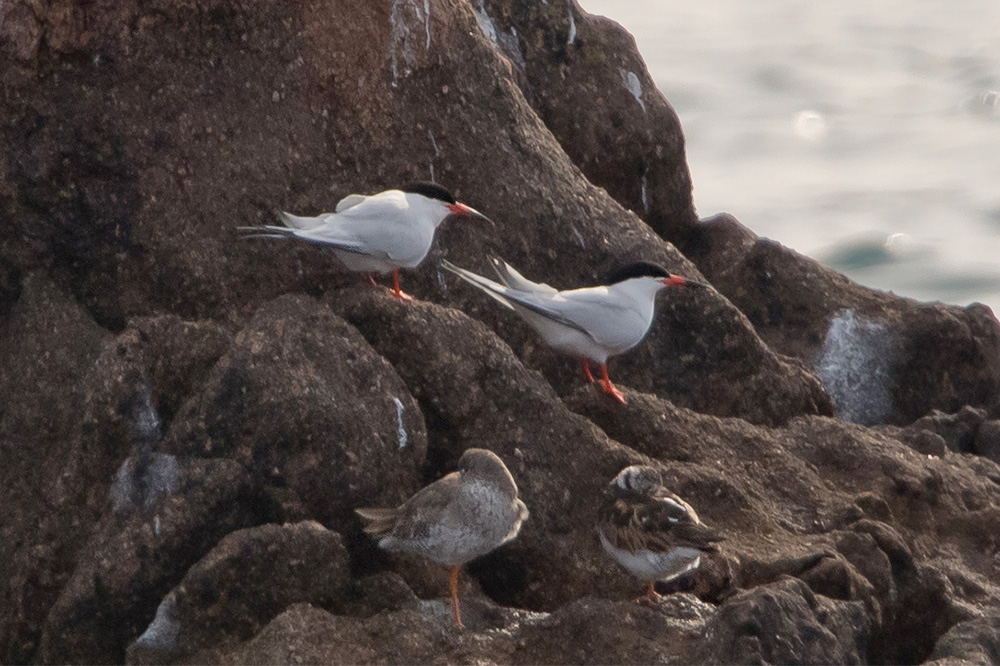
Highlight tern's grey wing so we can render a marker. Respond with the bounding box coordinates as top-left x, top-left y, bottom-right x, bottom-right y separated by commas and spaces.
335, 193, 368, 212
545, 287, 655, 351
489, 257, 559, 295
284, 193, 419, 260
443, 260, 596, 337
255, 223, 377, 256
